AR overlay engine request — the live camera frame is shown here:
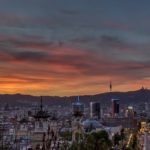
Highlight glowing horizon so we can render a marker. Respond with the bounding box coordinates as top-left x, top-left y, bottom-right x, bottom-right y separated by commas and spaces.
0, 0, 149, 96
